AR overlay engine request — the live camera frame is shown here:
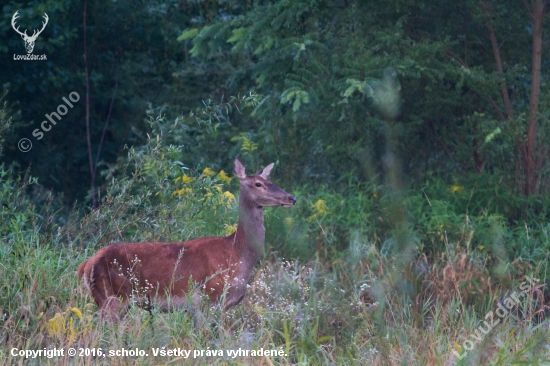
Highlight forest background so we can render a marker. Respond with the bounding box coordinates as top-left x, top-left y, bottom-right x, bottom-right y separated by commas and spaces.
1, 0, 550, 364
